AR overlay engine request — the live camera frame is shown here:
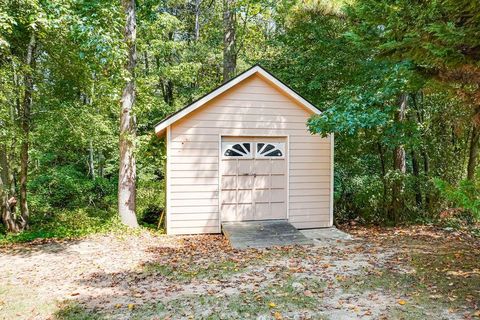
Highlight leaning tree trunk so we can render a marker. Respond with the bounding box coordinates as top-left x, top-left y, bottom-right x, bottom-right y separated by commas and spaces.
467, 106, 480, 180
390, 93, 408, 224
222, 0, 236, 82
118, 0, 139, 228
17, 32, 36, 231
